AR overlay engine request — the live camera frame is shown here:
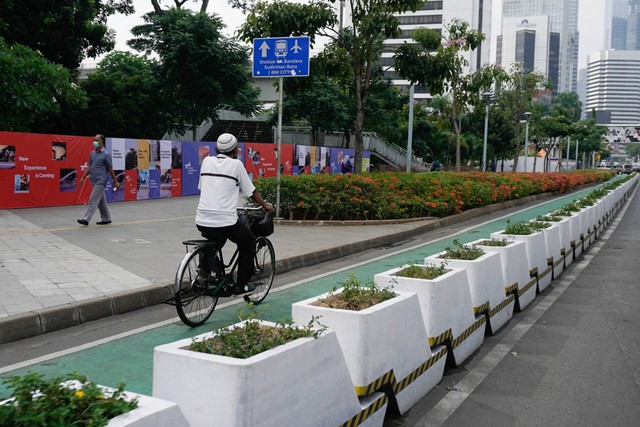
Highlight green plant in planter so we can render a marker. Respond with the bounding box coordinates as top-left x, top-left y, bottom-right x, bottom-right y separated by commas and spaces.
189, 305, 325, 359
553, 207, 574, 217
562, 201, 581, 212
477, 238, 511, 247
577, 197, 594, 207
316, 274, 396, 311
588, 188, 606, 199
528, 220, 551, 231
503, 221, 535, 235
536, 214, 563, 222
0, 372, 137, 427
439, 239, 485, 260
397, 262, 448, 280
